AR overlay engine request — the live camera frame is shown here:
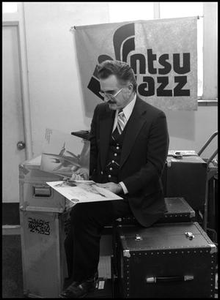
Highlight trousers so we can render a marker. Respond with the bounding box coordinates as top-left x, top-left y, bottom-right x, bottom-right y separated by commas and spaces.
64, 199, 132, 282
